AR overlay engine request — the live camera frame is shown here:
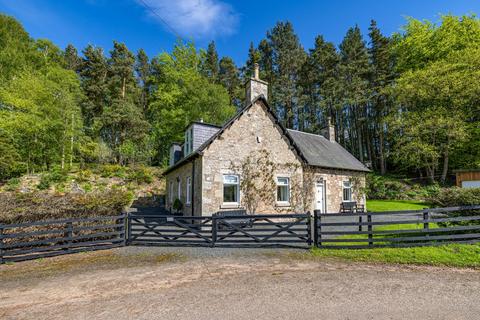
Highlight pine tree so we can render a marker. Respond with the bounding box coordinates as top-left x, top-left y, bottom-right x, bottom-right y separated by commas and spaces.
368, 20, 394, 174
203, 41, 219, 81
79, 45, 109, 130
63, 44, 81, 72
258, 39, 274, 99
135, 49, 151, 111
218, 56, 242, 107
245, 41, 260, 78
267, 21, 306, 128
338, 25, 370, 162
108, 41, 137, 100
